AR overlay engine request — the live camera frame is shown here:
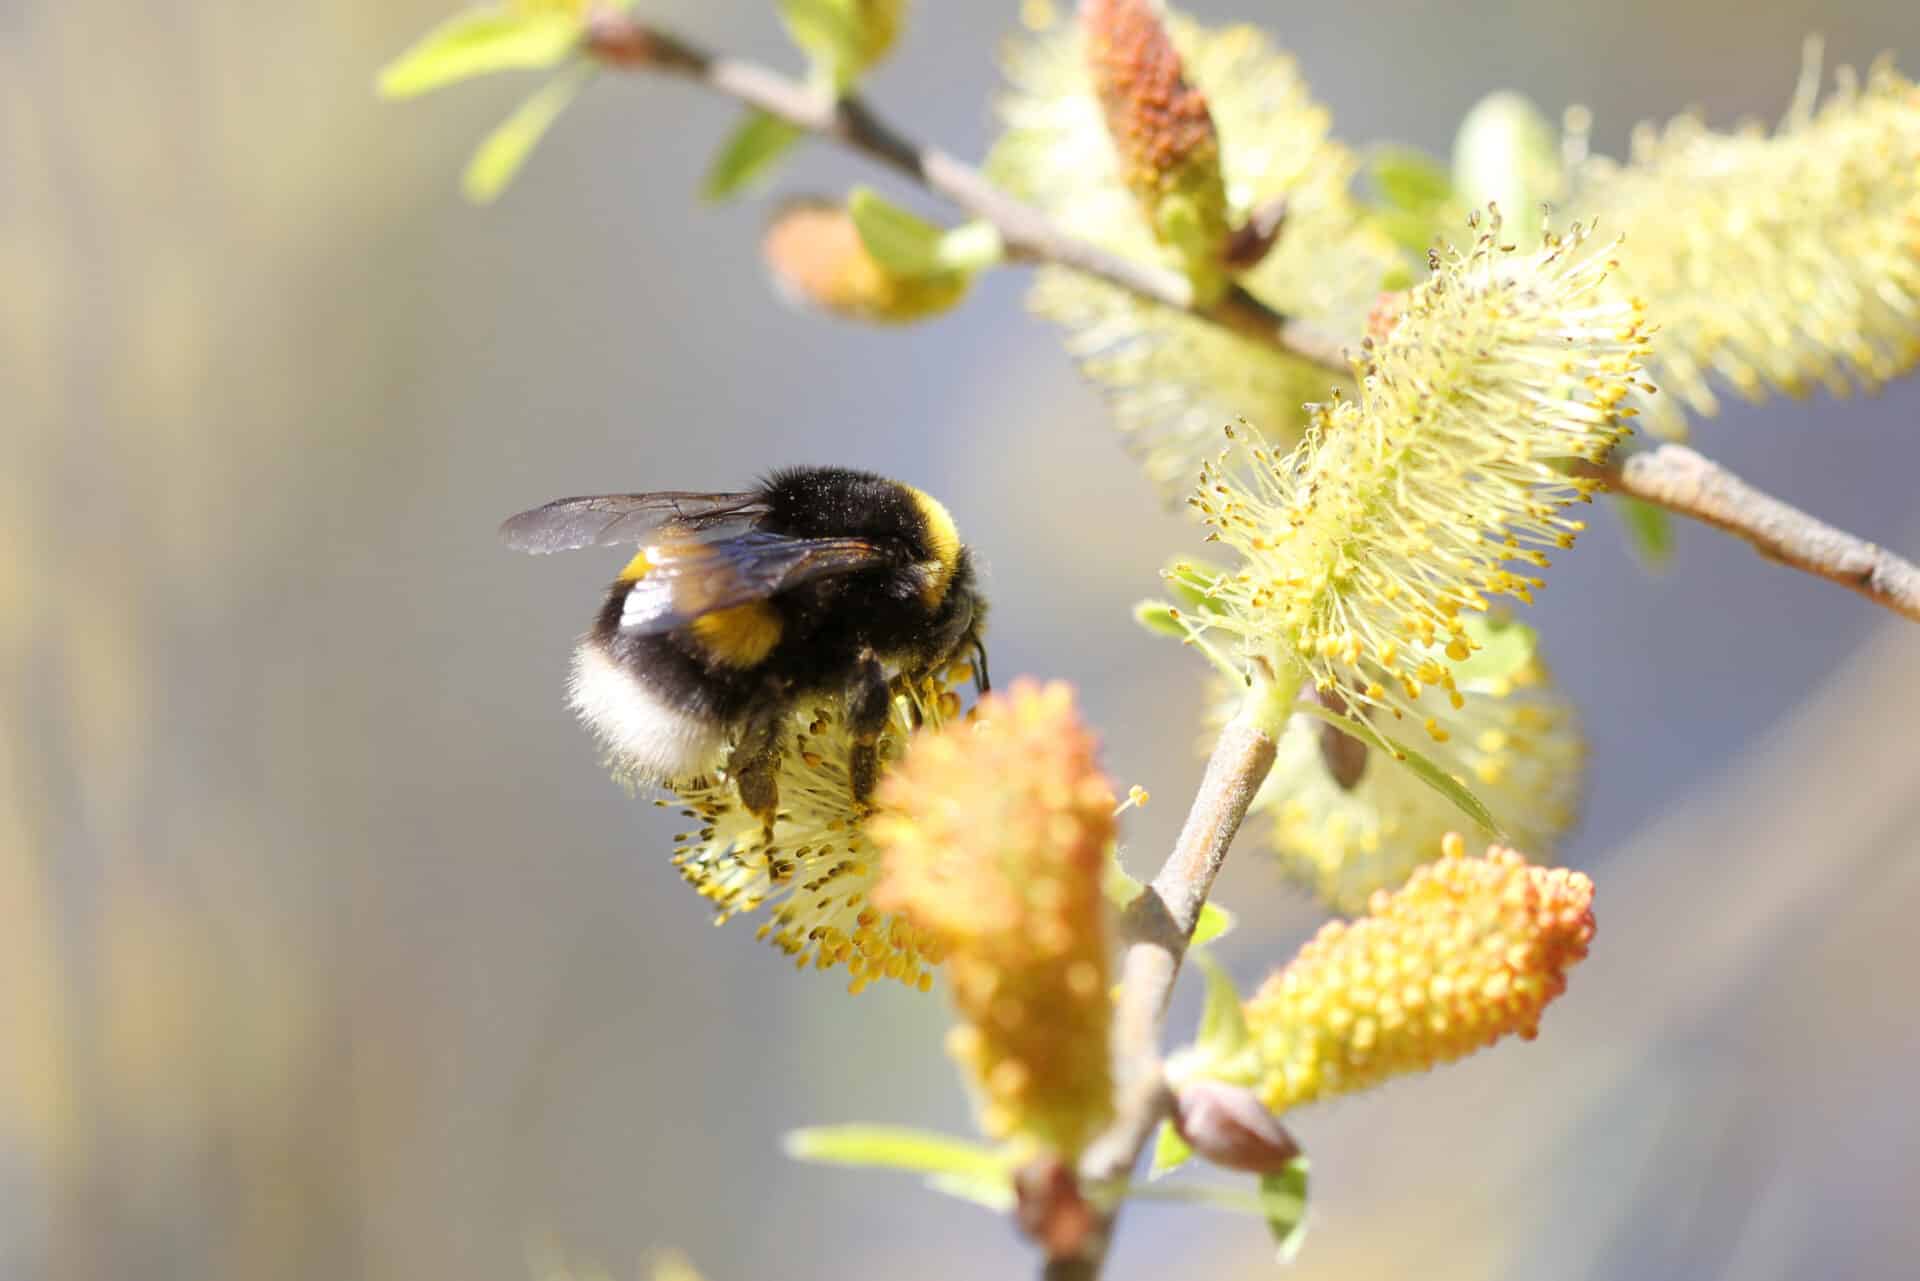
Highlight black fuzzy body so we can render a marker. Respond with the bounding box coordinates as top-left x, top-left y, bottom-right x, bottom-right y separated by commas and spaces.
587, 466, 984, 728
